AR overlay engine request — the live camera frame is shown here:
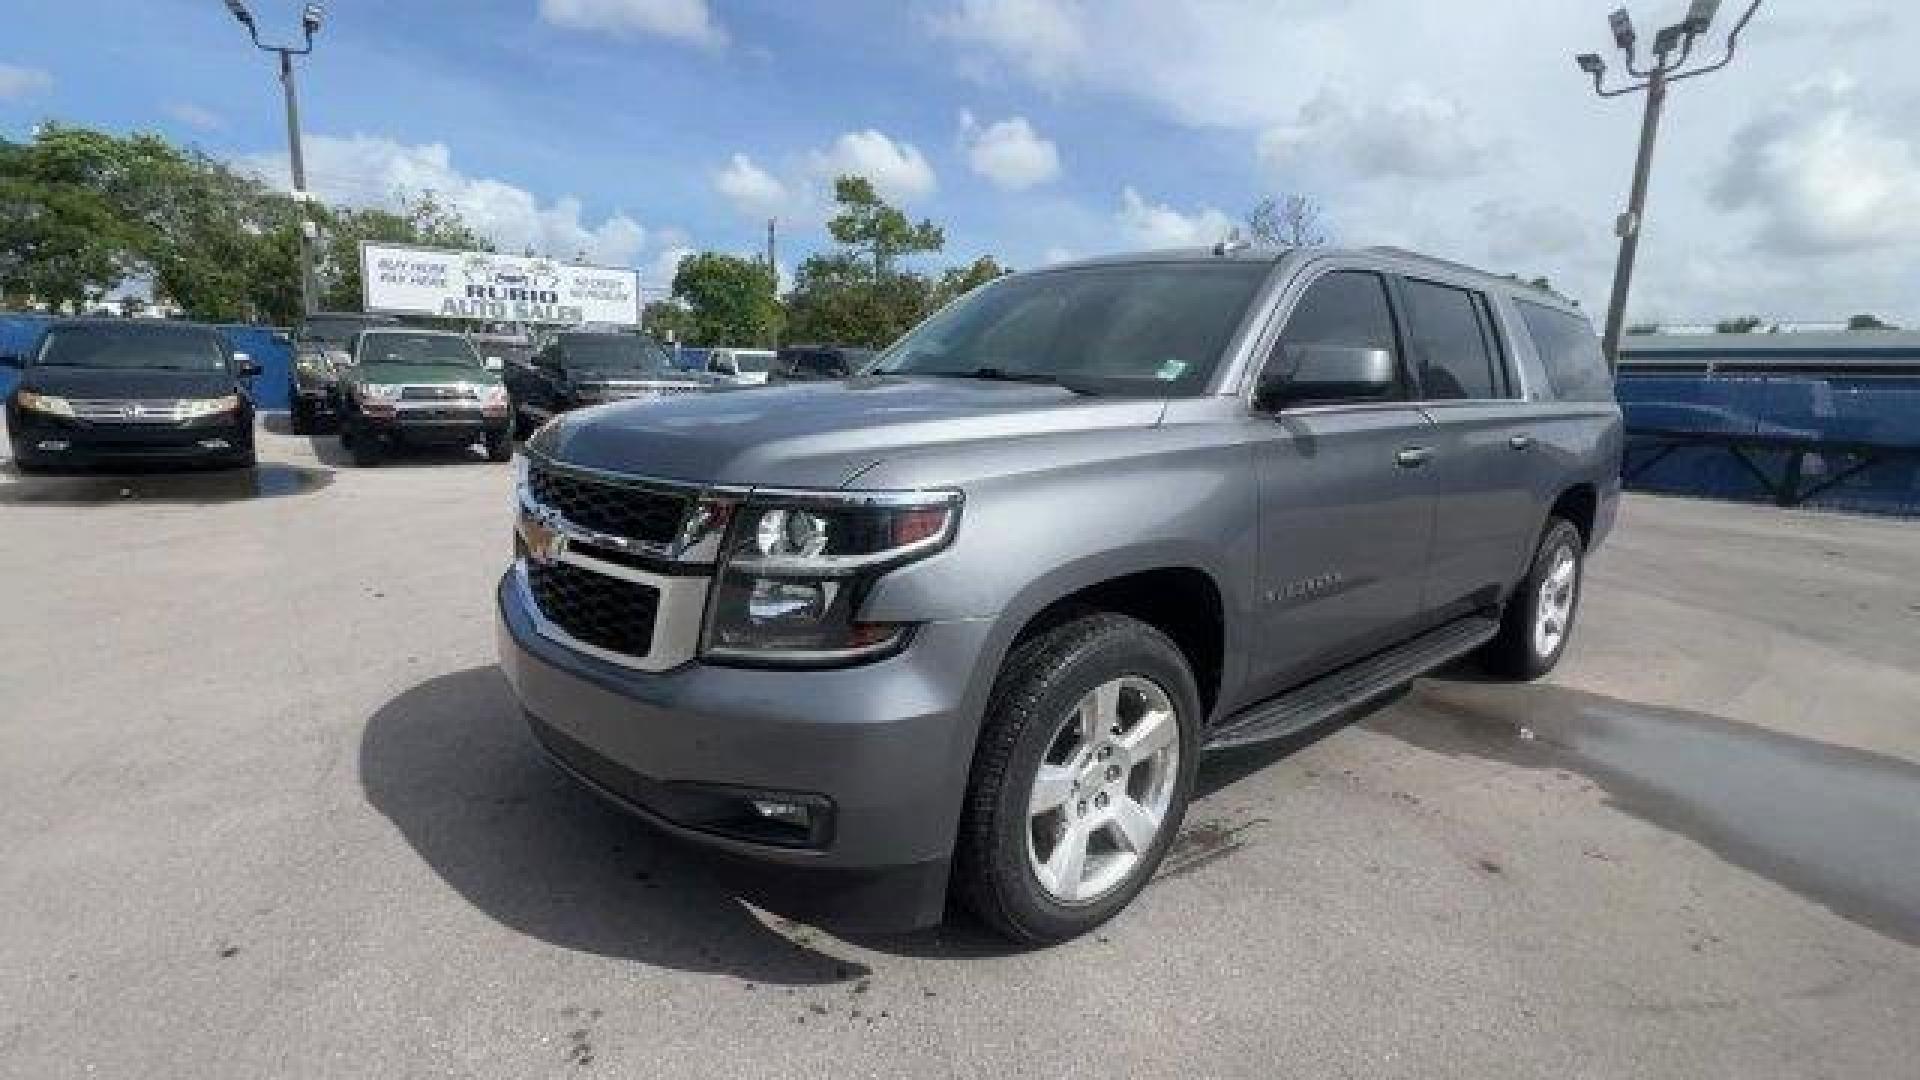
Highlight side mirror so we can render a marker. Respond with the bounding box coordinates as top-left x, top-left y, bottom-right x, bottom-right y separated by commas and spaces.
0, 352, 19, 369
484, 356, 504, 372
1260, 345, 1395, 408
233, 352, 263, 378
274, 332, 293, 347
